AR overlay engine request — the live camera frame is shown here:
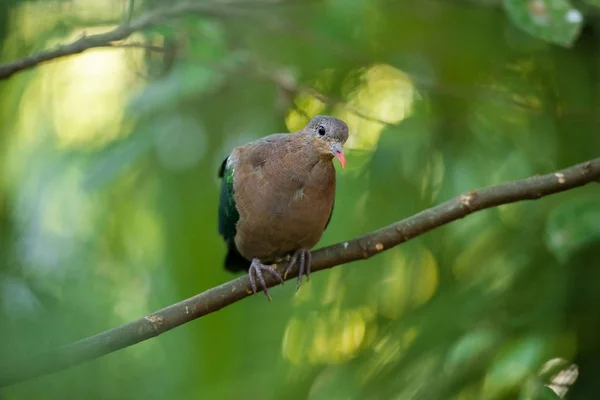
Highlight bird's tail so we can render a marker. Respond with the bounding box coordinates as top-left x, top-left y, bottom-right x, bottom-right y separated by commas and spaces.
224, 242, 250, 273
